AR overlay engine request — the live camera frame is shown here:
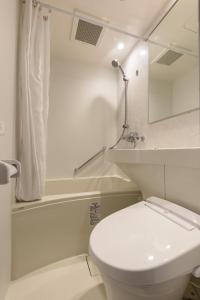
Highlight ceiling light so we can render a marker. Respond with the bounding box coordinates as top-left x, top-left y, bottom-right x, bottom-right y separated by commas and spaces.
166, 244, 171, 249
117, 42, 125, 50
148, 255, 154, 261
139, 49, 147, 56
